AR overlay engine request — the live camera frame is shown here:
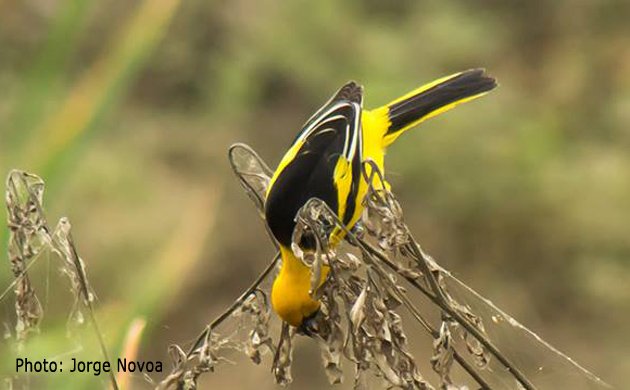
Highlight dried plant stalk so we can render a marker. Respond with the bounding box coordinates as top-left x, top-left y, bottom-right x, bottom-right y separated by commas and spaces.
4, 170, 119, 390
293, 198, 433, 389
272, 322, 295, 386
158, 146, 499, 389
158, 144, 609, 390
5, 171, 47, 346
242, 290, 275, 365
